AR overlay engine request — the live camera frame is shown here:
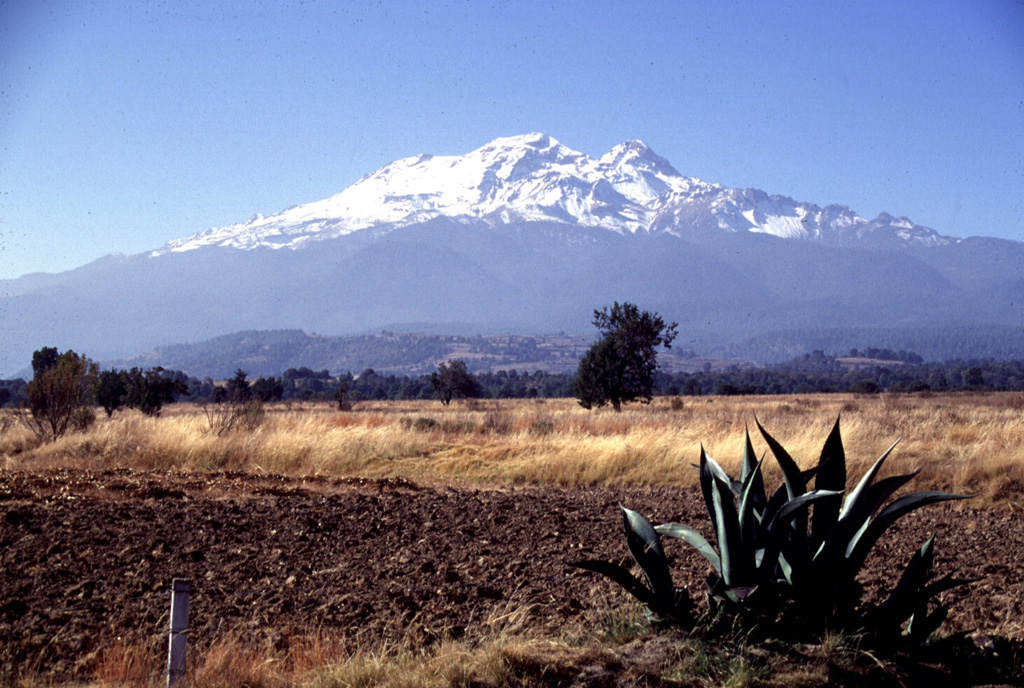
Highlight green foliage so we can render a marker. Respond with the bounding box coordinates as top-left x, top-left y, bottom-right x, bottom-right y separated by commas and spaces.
574, 302, 677, 411
31, 347, 59, 377
123, 367, 188, 417
574, 418, 974, 650
251, 376, 285, 403
94, 370, 127, 417
18, 348, 97, 442
428, 359, 480, 406
225, 369, 252, 402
